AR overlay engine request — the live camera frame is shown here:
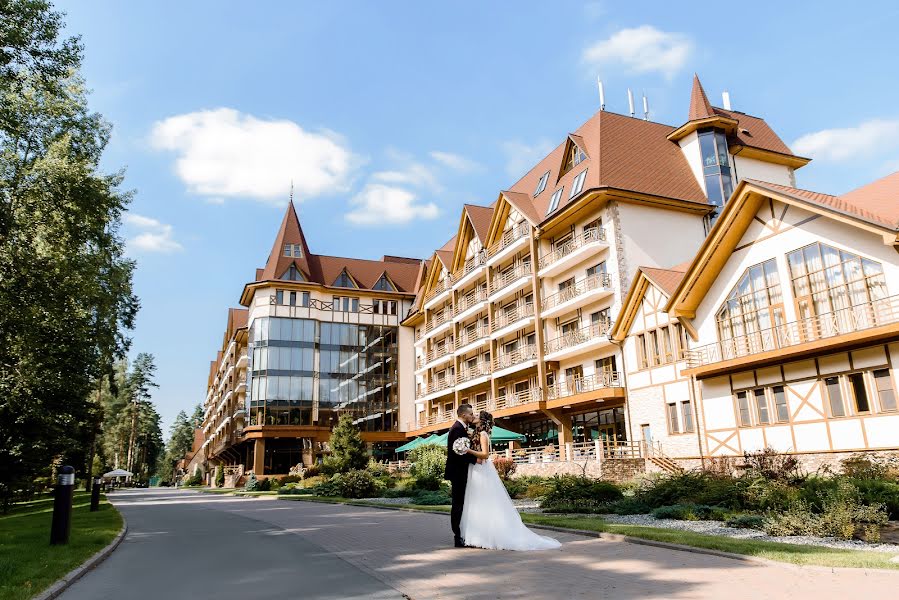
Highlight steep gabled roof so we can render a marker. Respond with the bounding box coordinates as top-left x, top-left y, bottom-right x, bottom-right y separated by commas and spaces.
260, 200, 311, 281
610, 265, 687, 342
641, 265, 689, 296
464, 204, 494, 243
